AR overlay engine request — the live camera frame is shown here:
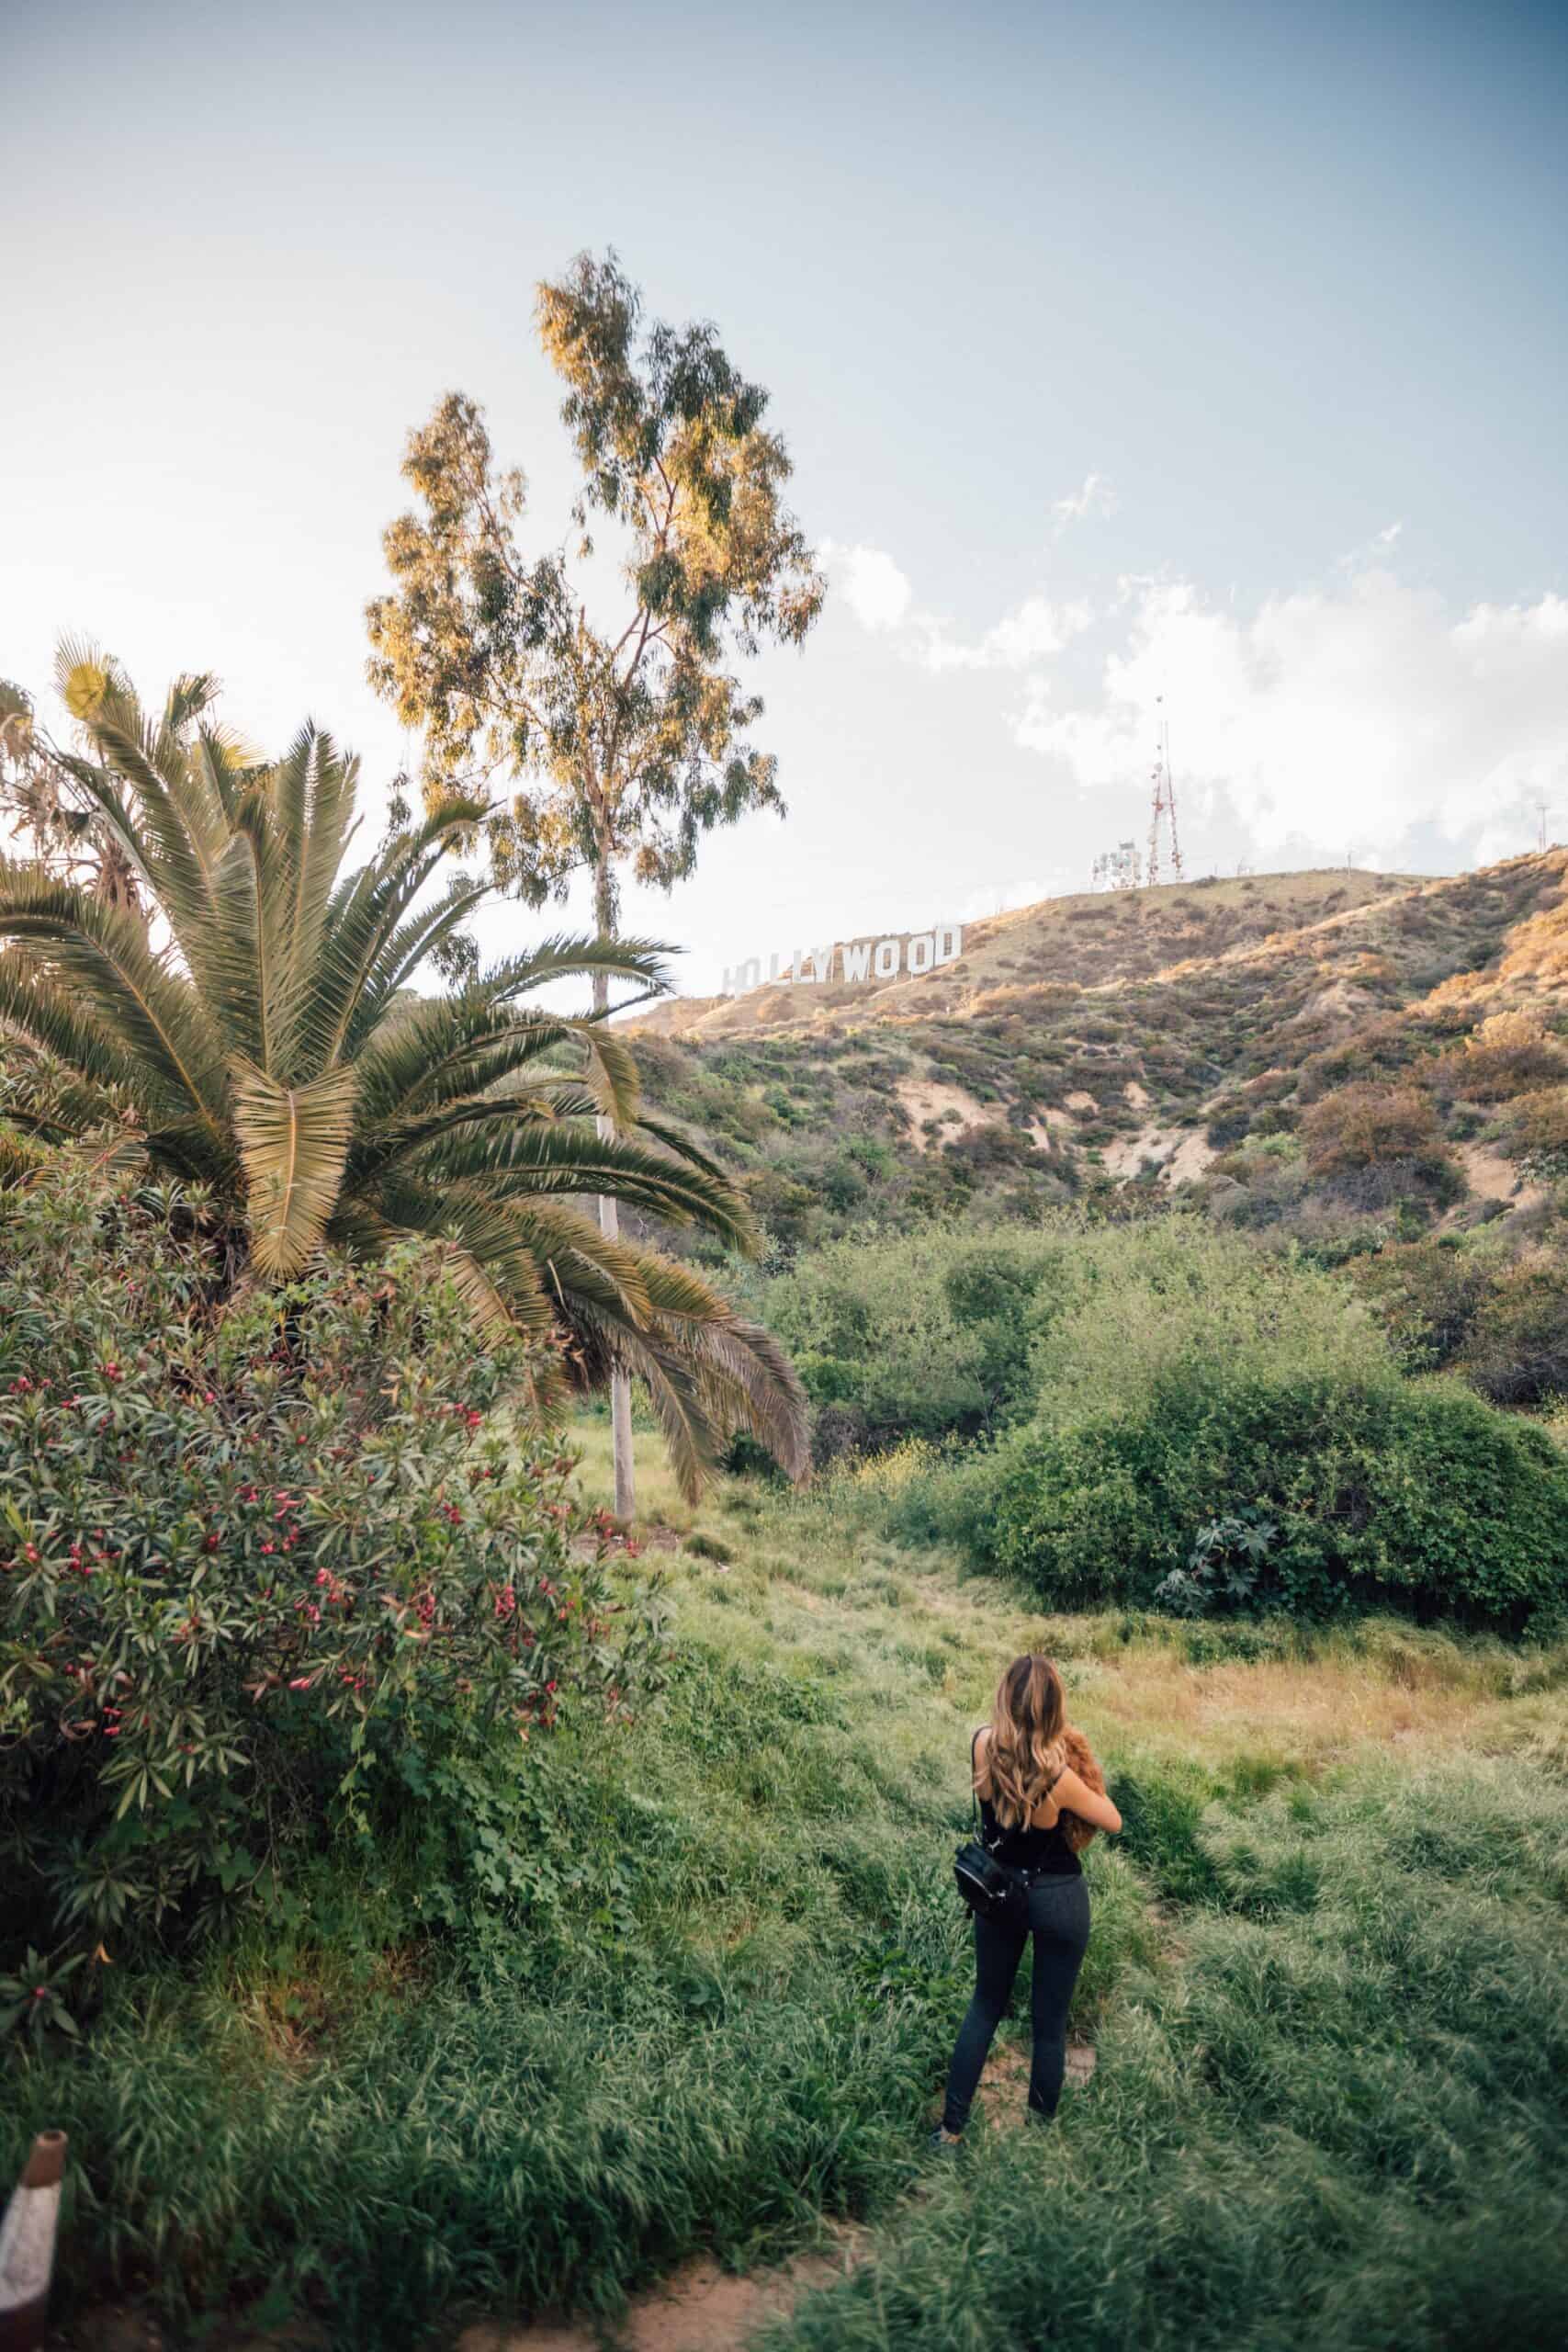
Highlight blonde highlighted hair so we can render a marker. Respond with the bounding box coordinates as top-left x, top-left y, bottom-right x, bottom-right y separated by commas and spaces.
976, 1654, 1067, 1829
